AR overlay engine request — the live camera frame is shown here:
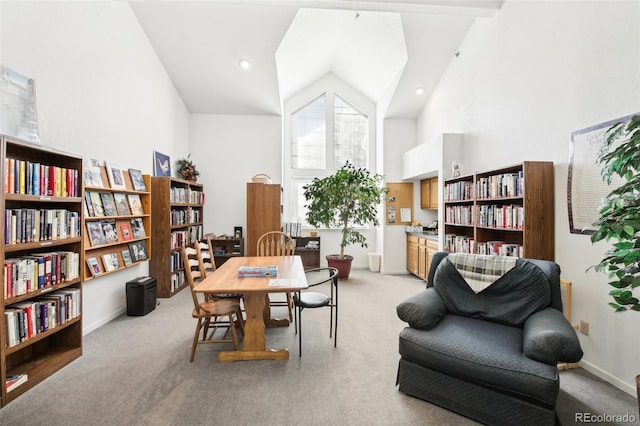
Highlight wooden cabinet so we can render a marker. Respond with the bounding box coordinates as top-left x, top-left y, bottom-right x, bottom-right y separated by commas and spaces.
210, 237, 244, 268
83, 168, 151, 281
1, 136, 83, 407
246, 183, 281, 257
420, 177, 439, 209
407, 234, 438, 280
150, 177, 204, 297
443, 161, 554, 260
295, 236, 320, 270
